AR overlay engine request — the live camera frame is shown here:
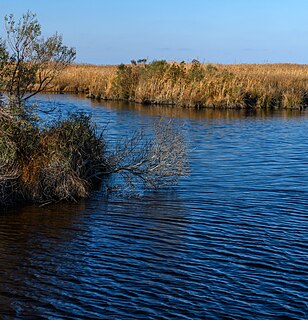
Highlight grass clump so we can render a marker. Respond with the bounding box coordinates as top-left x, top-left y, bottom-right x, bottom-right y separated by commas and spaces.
0, 110, 106, 205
